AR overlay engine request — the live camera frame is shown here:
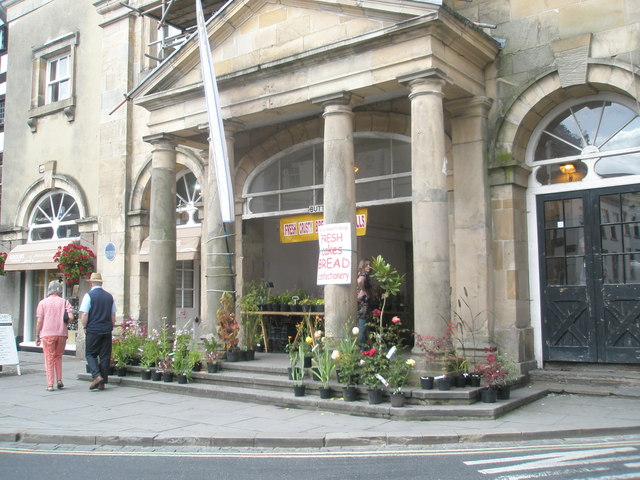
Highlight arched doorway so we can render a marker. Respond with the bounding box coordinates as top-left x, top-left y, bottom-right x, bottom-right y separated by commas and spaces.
527, 94, 640, 363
